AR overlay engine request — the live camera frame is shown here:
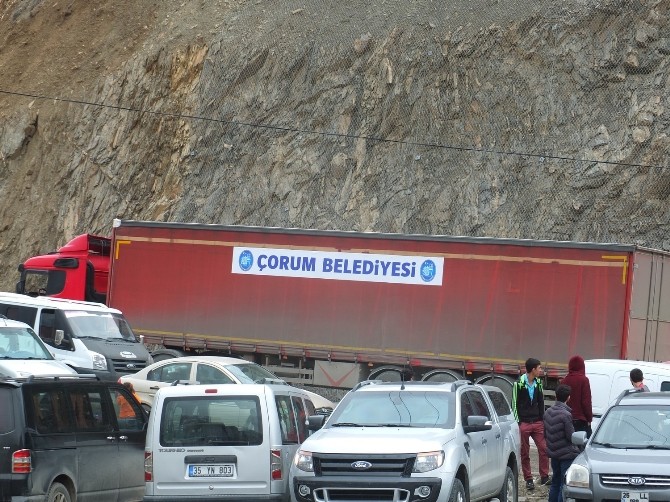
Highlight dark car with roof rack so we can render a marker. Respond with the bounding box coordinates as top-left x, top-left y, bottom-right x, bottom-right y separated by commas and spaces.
0, 373, 147, 502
